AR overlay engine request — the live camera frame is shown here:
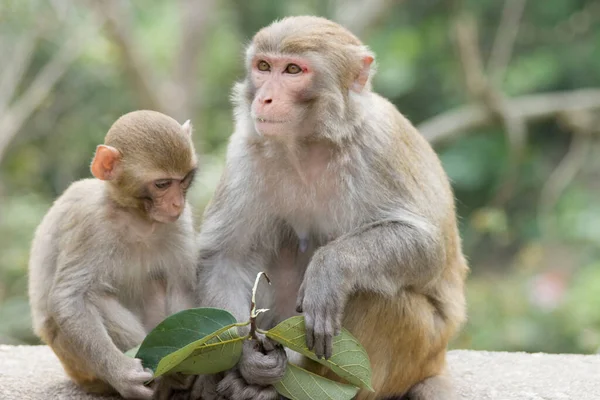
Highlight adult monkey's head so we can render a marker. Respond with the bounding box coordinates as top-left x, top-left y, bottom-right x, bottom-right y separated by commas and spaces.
237, 16, 375, 142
